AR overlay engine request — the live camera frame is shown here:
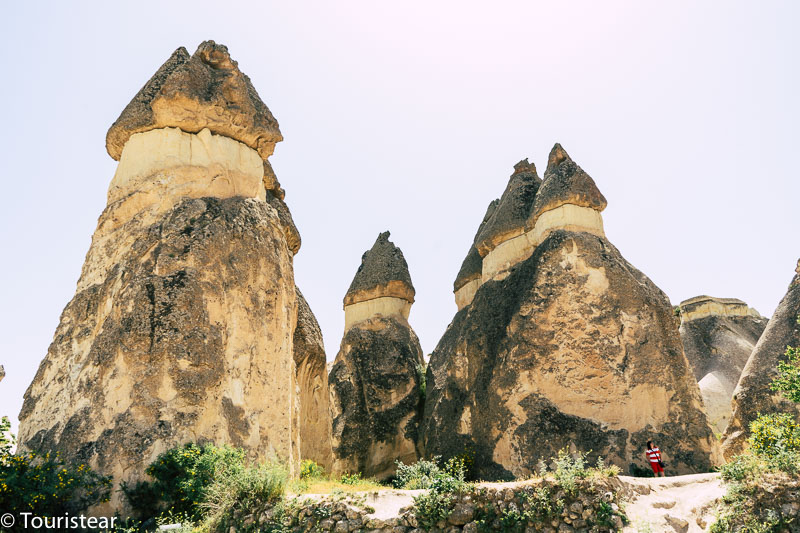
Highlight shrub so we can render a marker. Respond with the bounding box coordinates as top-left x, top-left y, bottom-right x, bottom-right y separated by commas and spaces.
394, 457, 443, 489
123, 442, 246, 522
299, 459, 325, 480
0, 416, 14, 459
552, 448, 589, 495
747, 412, 800, 457
202, 461, 288, 532
0, 449, 111, 517
771, 346, 800, 403
339, 472, 363, 485
409, 456, 470, 528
